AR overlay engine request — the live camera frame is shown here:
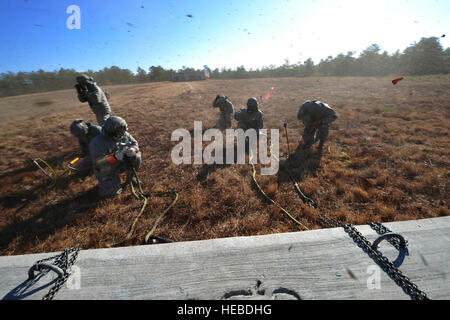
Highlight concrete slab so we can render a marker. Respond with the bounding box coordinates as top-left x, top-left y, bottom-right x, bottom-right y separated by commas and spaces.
1, 216, 449, 300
